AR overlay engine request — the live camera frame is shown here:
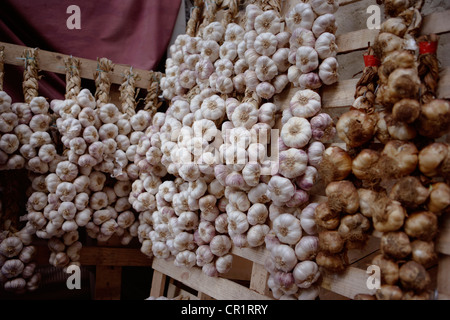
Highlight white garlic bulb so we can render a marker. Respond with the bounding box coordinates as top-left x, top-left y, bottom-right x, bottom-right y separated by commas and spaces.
271, 244, 297, 272
273, 214, 302, 245
286, 3, 316, 31
281, 117, 312, 149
